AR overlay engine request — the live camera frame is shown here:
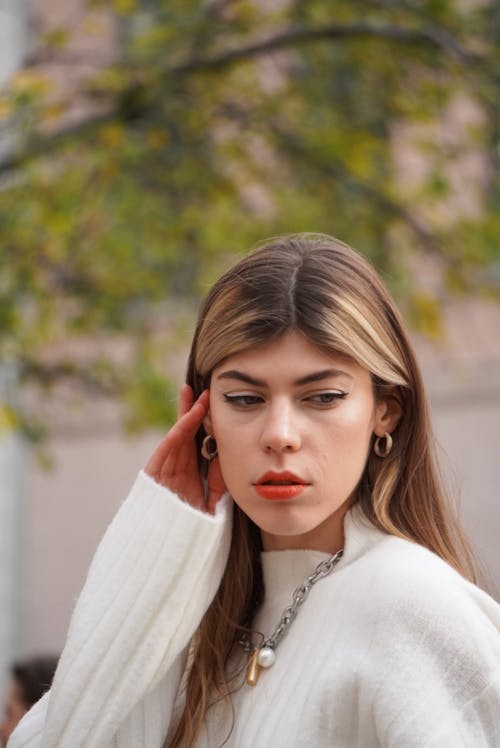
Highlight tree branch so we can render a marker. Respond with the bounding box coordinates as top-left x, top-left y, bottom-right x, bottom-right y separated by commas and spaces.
0, 111, 115, 174
0, 21, 485, 177
173, 21, 485, 73
19, 358, 125, 396
267, 122, 450, 261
